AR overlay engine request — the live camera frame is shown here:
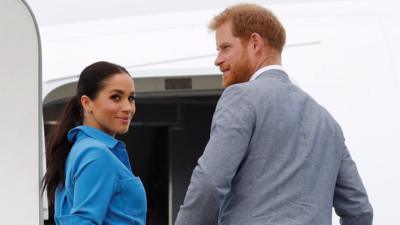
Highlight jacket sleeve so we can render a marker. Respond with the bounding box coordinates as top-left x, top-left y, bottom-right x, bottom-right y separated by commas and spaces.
333, 145, 373, 225
65, 146, 118, 225
175, 84, 256, 225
